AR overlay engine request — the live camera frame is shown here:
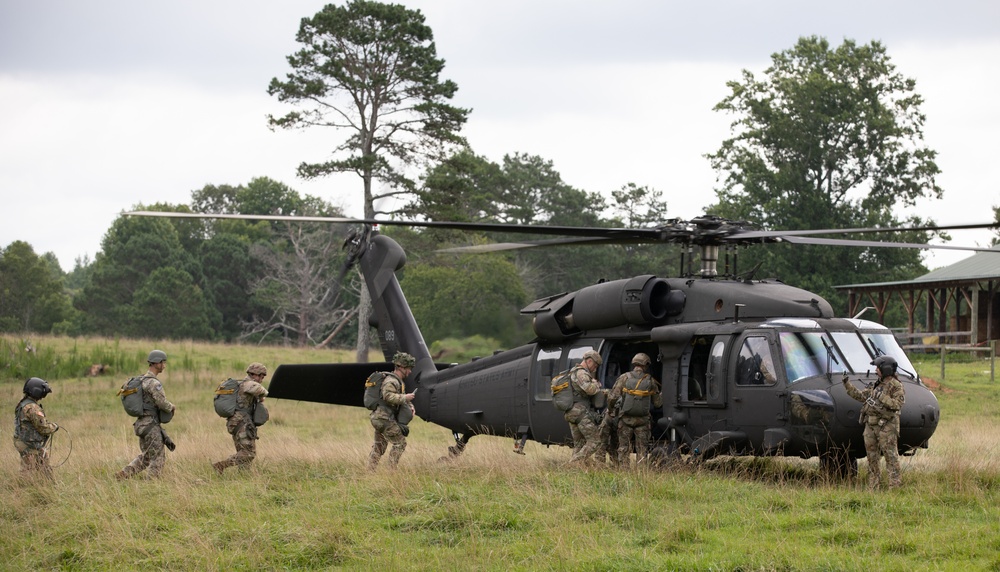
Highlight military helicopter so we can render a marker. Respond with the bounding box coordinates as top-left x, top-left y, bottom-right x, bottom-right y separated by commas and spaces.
130, 211, 998, 475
